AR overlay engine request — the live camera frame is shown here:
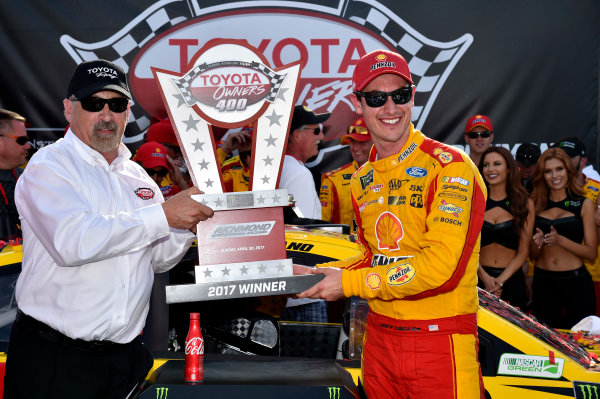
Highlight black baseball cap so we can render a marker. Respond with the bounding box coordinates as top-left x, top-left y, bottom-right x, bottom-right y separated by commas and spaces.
290, 105, 330, 133
66, 59, 131, 100
515, 143, 541, 167
553, 137, 586, 158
